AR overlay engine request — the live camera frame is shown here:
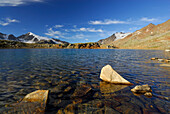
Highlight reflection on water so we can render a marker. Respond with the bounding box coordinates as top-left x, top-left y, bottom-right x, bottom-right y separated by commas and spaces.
100, 81, 128, 94
0, 49, 169, 113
